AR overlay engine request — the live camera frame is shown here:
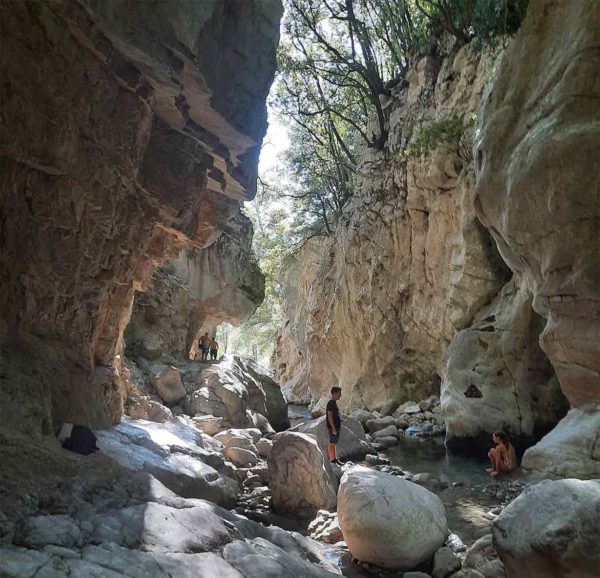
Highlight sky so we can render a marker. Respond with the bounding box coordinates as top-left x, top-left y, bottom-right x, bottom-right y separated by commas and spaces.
258, 106, 290, 175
